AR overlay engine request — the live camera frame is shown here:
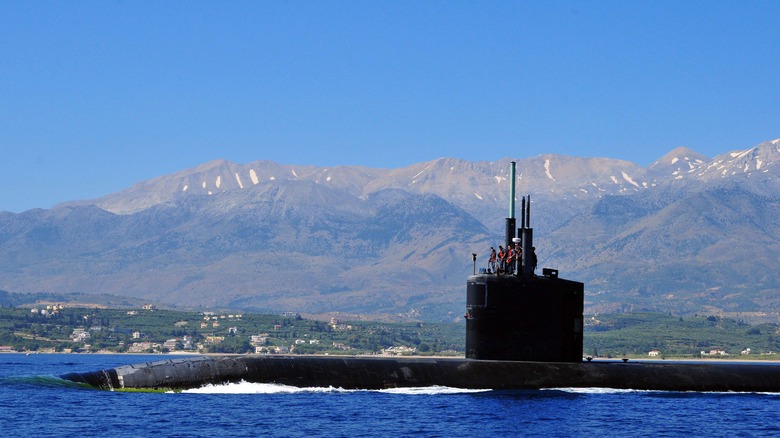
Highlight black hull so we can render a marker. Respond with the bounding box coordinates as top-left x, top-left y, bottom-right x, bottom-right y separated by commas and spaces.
61, 355, 780, 393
